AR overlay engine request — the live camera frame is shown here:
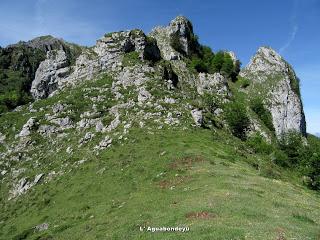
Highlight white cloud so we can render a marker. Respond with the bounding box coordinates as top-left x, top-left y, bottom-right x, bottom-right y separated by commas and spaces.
279, 0, 299, 54
279, 25, 298, 54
